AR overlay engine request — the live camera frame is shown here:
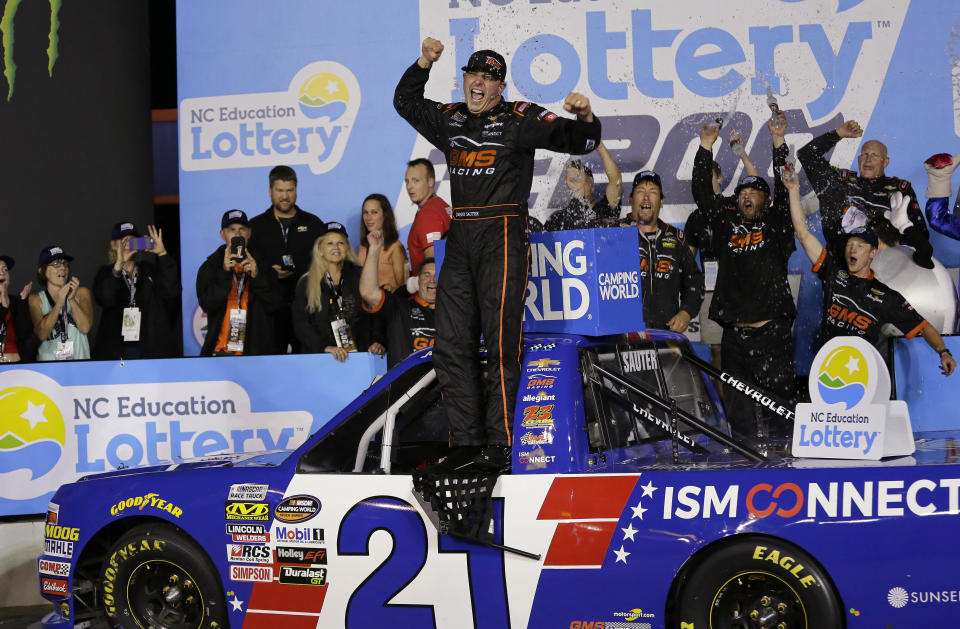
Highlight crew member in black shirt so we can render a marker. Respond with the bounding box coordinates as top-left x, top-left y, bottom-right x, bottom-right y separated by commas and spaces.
797, 119, 933, 268
621, 170, 703, 331
785, 166, 955, 376
545, 141, 622, 230
360, 229, 436, 369
248, 165, 326, 352
693, 114, 797, 437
